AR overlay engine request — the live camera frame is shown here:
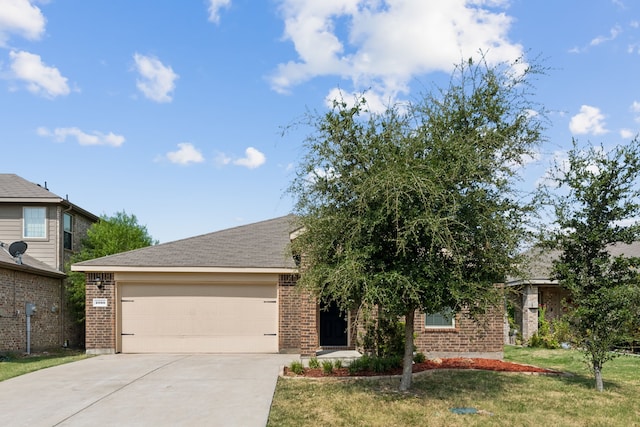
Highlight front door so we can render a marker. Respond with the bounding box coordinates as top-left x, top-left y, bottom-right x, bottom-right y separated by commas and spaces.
319, 301, 348, 346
